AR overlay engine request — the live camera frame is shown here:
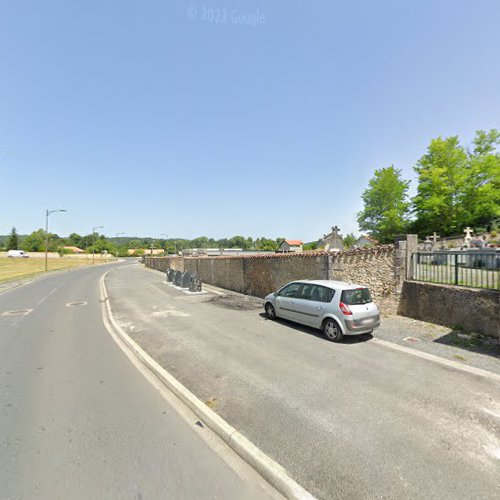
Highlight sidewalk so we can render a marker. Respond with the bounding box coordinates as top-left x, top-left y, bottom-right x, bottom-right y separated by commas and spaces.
376, 314, 500, 375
